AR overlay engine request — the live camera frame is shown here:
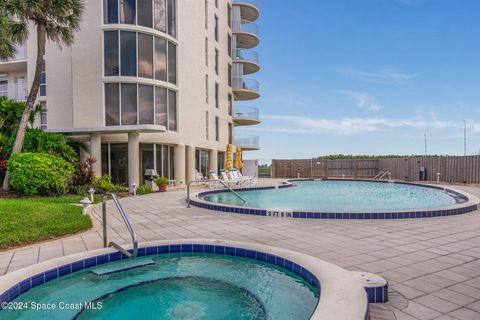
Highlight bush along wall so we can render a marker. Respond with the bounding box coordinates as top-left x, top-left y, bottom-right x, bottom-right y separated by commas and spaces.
8, 152, 75, 196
